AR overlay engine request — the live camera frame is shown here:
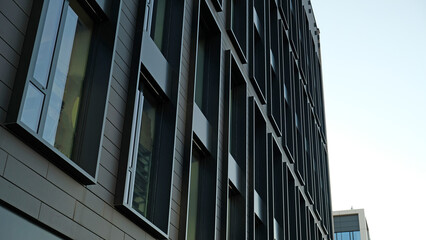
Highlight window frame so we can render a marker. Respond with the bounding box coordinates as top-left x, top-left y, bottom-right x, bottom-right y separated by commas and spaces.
226, 0, 248, 63
179, 1, 222, 239
114, 0, 184, 238
5, 0, 116, 184
222, 50, 248, 240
